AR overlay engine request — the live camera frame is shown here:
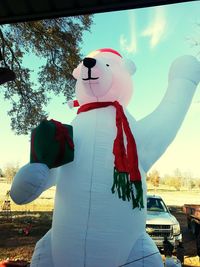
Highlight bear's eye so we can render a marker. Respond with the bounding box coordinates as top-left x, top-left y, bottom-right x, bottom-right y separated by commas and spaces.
106, 64, 110, 67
